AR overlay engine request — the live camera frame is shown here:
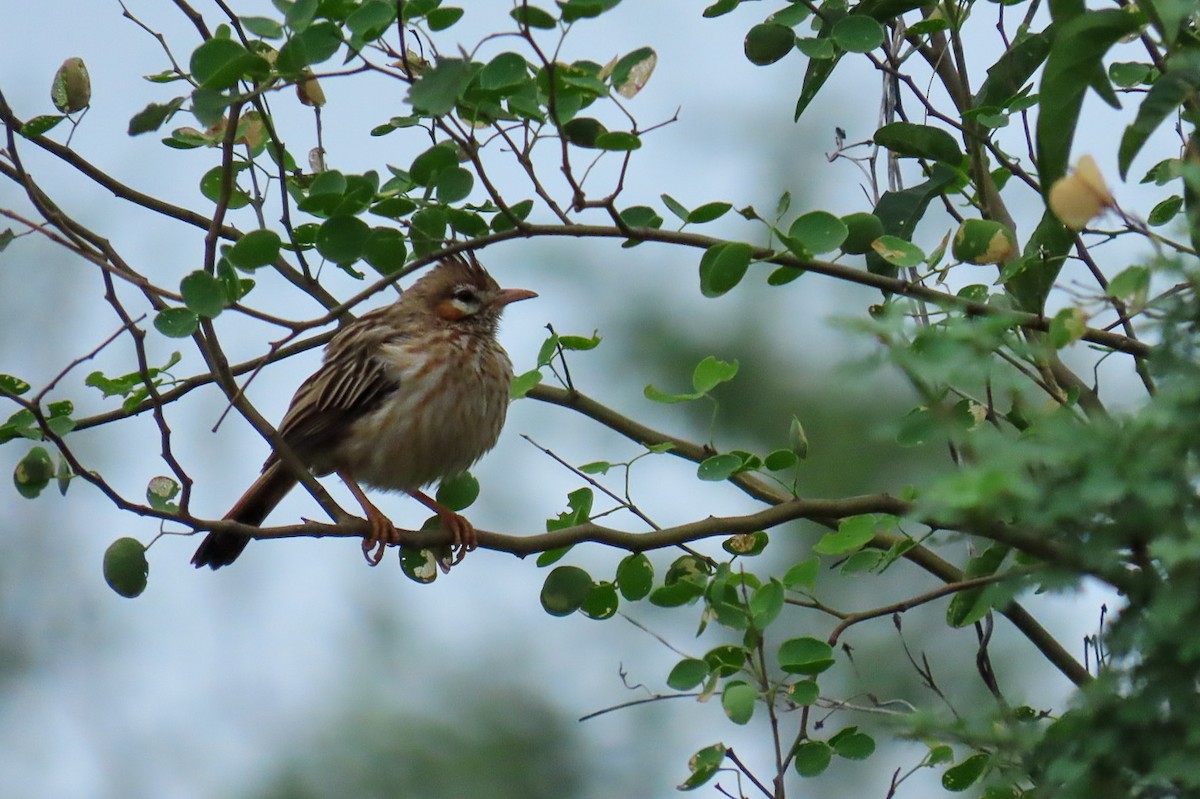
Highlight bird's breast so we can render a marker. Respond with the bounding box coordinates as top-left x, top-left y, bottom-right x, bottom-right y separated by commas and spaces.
338, 332, 513, 491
